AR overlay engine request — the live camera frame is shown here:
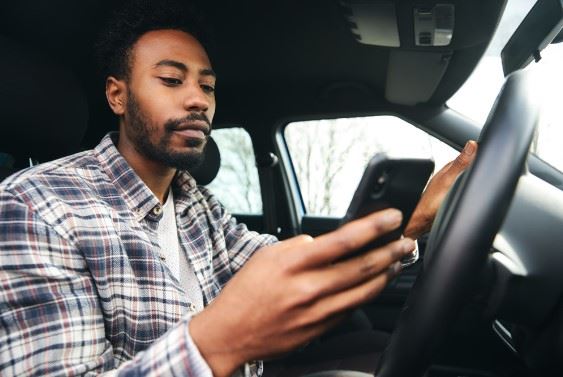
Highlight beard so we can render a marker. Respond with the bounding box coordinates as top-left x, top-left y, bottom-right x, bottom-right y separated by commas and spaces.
124, 90, 211, 171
